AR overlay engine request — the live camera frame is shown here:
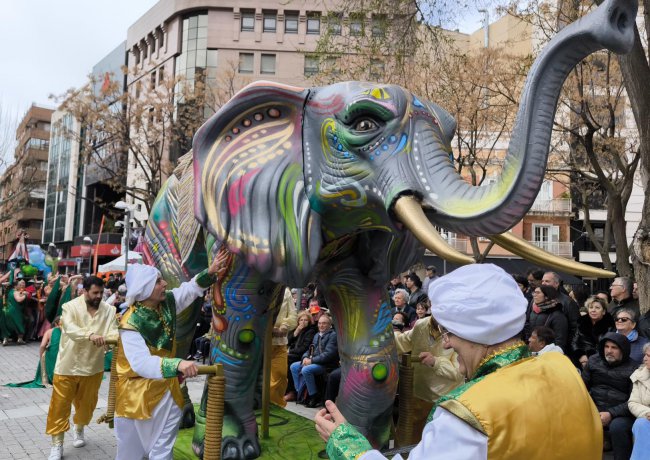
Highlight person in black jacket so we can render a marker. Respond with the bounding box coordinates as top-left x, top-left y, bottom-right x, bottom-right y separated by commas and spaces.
526, 285, 569, 352
572, 296, 615, 368
289, 313, 339, 408
542, 272, 579, 353
582, 332, 637, 460
284, 311, 317, 401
